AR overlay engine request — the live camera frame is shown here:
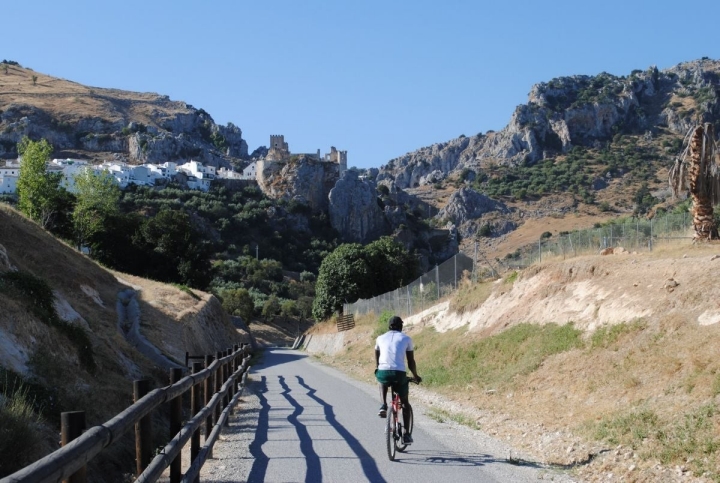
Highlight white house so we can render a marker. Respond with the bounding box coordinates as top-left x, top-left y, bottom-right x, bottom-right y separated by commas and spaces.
0, 160, 20, 194
178, 160, 216, 180
217, 166, 243, 179
0, 174, 17, 194
241, 161, 257, 180
129, 165, 153, 186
